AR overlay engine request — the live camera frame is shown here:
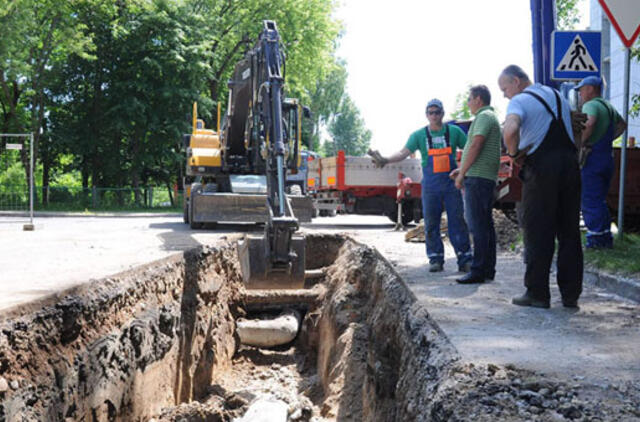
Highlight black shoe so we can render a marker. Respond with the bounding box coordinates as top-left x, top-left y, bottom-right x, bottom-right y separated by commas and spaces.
562, 299, 579, 308
484, 273, 495, 281
512, 292, 550, 309
458, 262, 472, 273
456, 273, 484, 284
429, 262, 444, 272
